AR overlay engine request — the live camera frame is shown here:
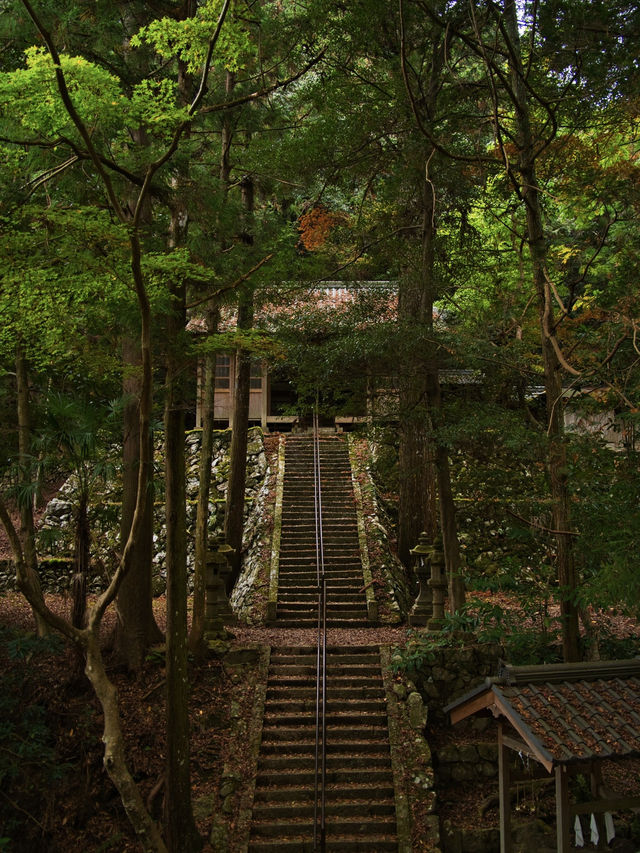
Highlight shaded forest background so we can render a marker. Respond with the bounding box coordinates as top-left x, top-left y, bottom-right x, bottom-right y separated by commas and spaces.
1, 1, 639, 851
